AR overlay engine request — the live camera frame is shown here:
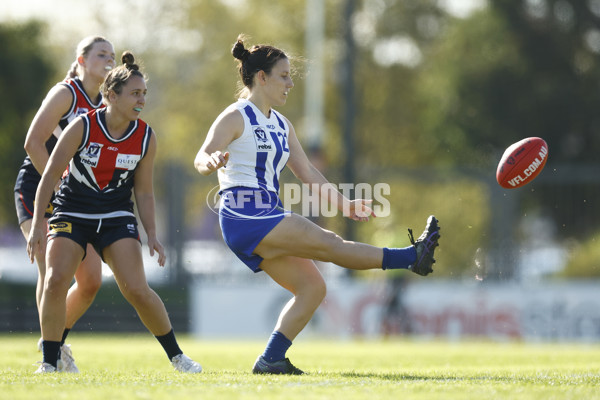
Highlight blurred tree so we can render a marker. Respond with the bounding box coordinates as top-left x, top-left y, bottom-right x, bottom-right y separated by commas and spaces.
416, 0, 600, 166
0, 21, 56, 226
347, 0, 450, 168
494, 0, 600, 164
